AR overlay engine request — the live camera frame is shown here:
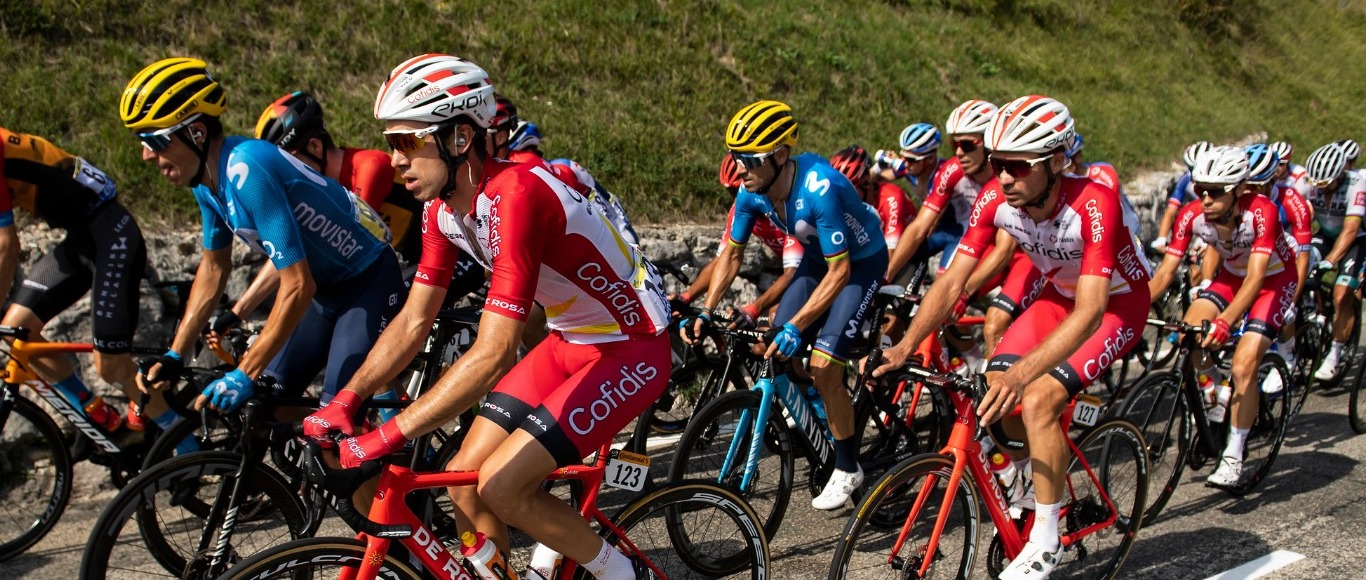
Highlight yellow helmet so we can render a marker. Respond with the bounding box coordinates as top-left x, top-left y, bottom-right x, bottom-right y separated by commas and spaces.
726, 100, 798, 153
120, 57, 227, 131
